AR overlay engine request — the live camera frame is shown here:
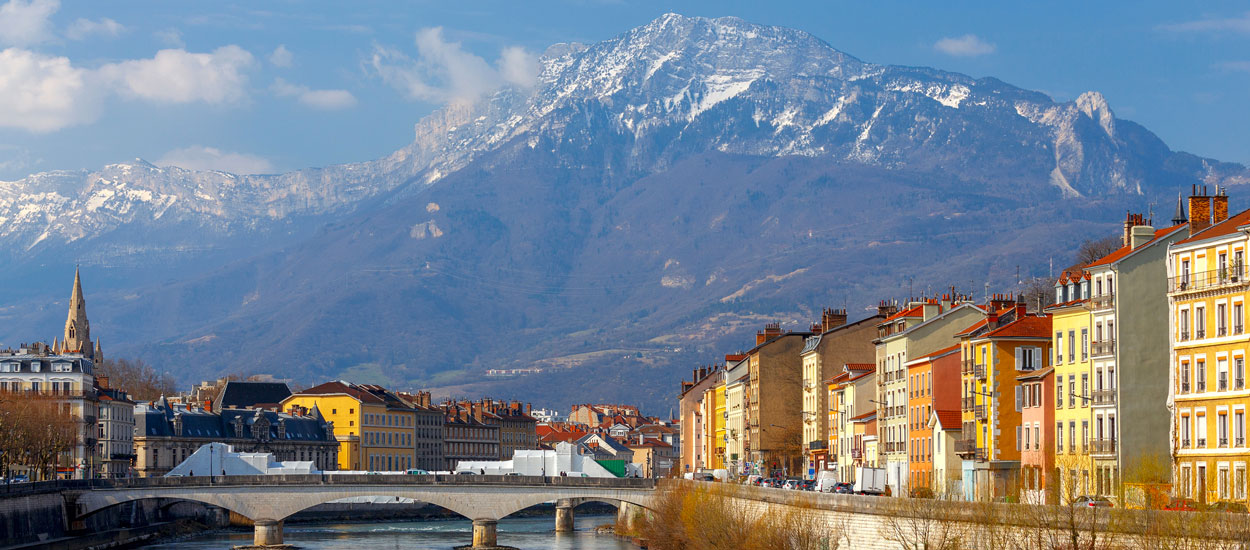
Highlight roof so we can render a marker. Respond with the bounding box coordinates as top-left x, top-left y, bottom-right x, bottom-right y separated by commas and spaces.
1044, 298, 1089, 312
1017, 366, 1054, 381
291, 380, 385, 404
218, 381, 292, 409
1175, 209, 1250, 246
909, 344, 961, 363
850, 411, 876, 422
884, 304, 925, 322
932, 410, 962, 430
980, 314, 1052, 340
954, 318, 989, 337
1086, 224, 1186, 263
